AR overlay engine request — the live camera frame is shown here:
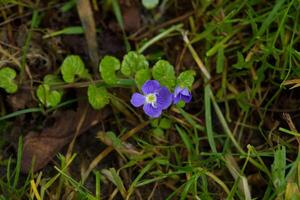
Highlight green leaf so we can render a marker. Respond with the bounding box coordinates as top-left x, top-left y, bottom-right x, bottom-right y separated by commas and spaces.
106, 131, 122, 148
272, 146, 286, 193
175, 125, 193, 153
121, 51, 149, 77
159, 118, 172, 129
236, 93, 250, 112
142, 0, 159, 9
61, 55, 89, 83
0, 67, 18, 93
176, 100, 186, 108
36, 74, 64, 107
87, 84, 110, 109
177, 70, 196, 89
37, 84, 63, 107
153, 128, 164, 138
232, 52, 250, 70
135, 68, 151, 89
150, 118, 159, 127
99, 56, 120, 85
152, 60, 175, 89
216, 47, 224, 73
44, 74, 63, 85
